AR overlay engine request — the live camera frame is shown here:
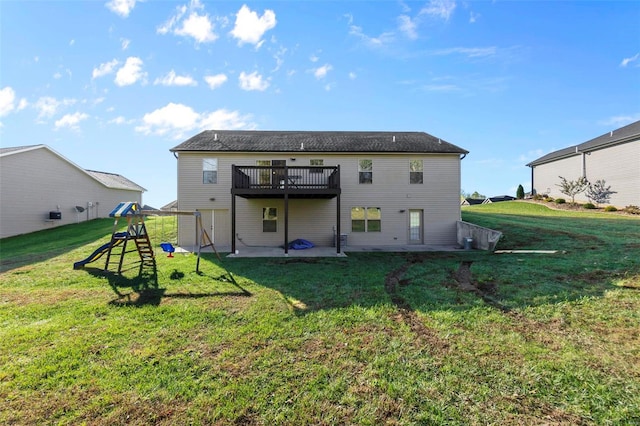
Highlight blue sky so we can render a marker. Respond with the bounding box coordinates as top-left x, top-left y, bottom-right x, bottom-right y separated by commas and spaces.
1, 0, 638, 208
